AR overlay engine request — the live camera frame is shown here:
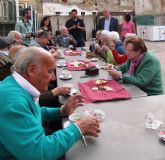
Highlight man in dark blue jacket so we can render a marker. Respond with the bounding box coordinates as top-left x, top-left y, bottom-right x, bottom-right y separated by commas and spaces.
97, 8, 119, 32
